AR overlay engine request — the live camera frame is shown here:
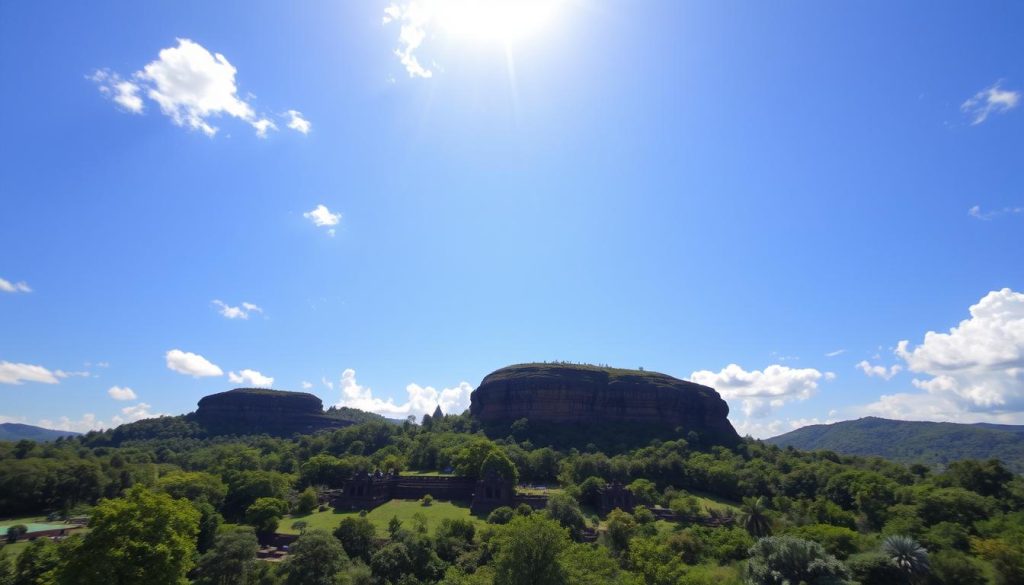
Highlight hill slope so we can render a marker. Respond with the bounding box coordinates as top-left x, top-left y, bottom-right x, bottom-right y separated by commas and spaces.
766, 417, 1024, 473
0, 423, 79, 442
